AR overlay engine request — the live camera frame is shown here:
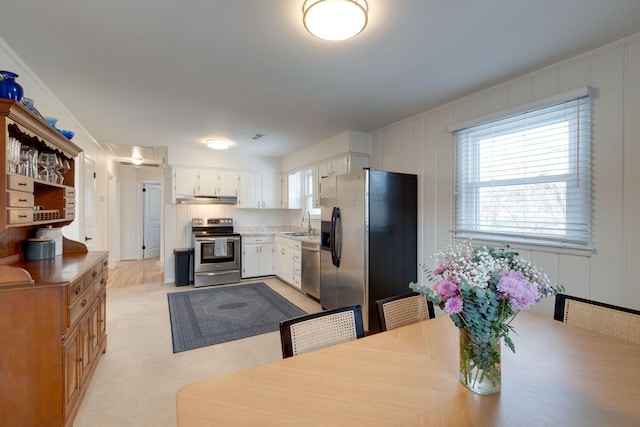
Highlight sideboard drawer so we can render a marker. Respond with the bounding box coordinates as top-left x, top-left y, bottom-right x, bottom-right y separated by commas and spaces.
68, 283, 97, 327
7, 173, 34, 192
7, 208, 32, 224
67, 277, 85, 306
7, 190, 34, 207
